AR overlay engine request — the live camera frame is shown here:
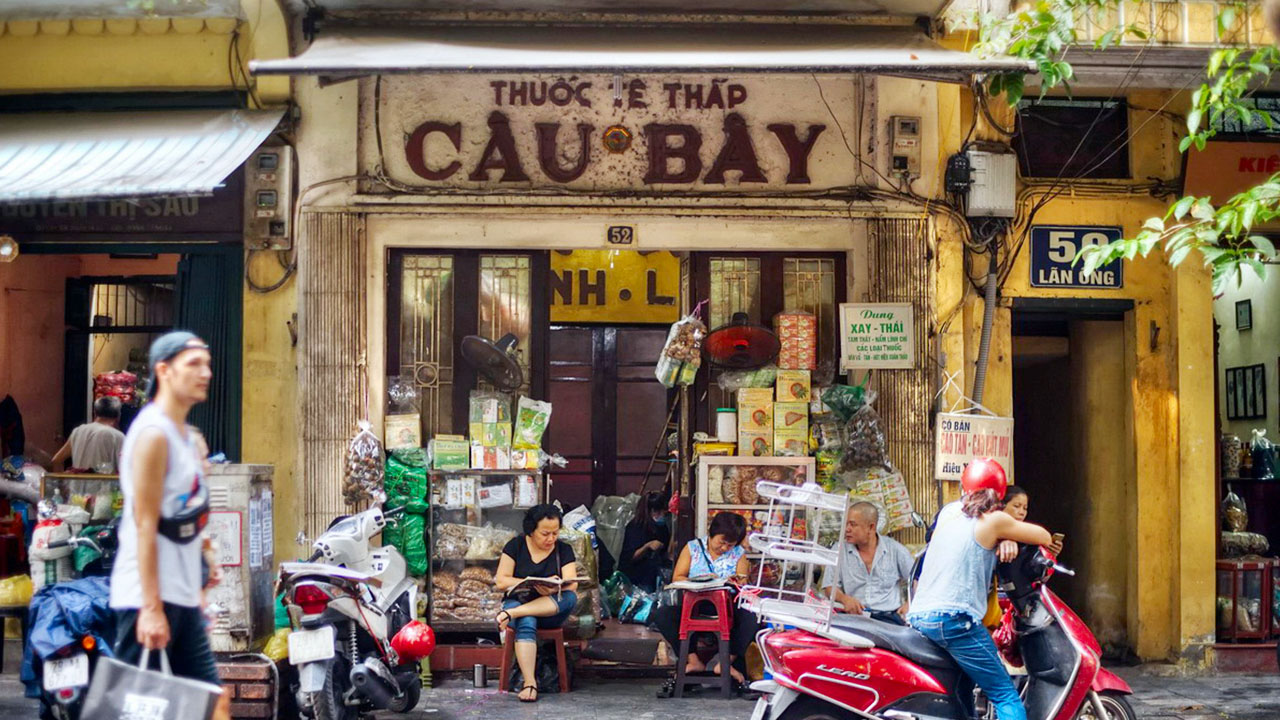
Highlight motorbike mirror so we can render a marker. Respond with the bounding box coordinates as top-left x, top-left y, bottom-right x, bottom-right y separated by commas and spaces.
295, 531, 311, 547
909, 512, 927, 529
